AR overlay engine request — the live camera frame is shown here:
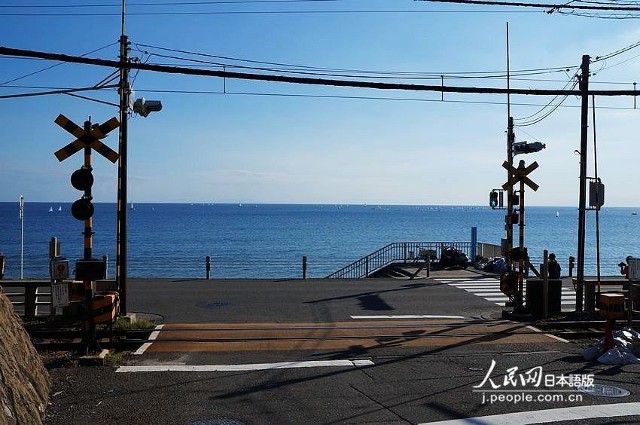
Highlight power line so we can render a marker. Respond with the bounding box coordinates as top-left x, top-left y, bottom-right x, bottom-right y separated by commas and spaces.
0, 0, 346, 7
133, 87, 638, 109
0, 84, 117, 100
418, 0, 640, 12
133, 41, 577, 80
0, 9, 536, 17
0, 42, 118, 86
1, 45, 639, 97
